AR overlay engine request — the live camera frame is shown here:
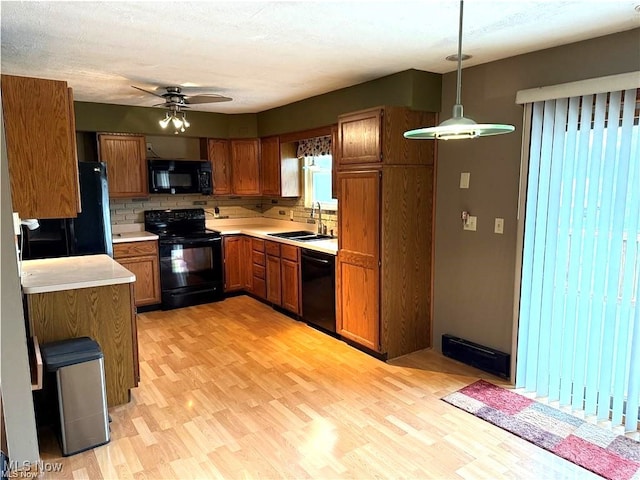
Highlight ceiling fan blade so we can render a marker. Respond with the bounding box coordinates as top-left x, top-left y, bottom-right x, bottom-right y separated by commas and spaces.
132, 85, 166, 98
184, 94, 233, 104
